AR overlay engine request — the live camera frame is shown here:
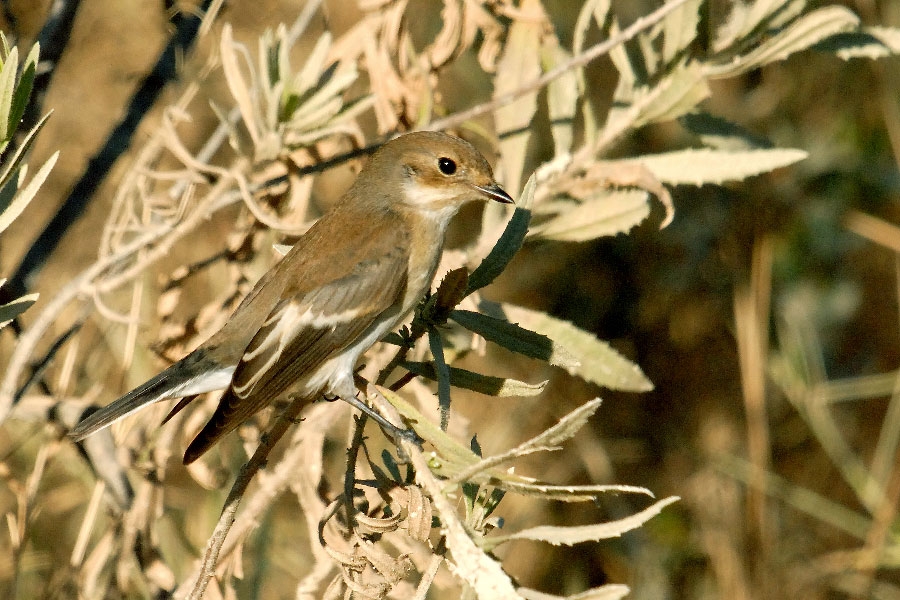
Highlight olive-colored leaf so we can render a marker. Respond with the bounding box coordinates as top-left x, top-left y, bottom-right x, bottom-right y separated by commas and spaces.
220, 24, 260, 145
467, 174, 534, 293
450, 309, 579, 370
0, 111, 51, 192
500, 303, 653, 392
427, 325, 452, 430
